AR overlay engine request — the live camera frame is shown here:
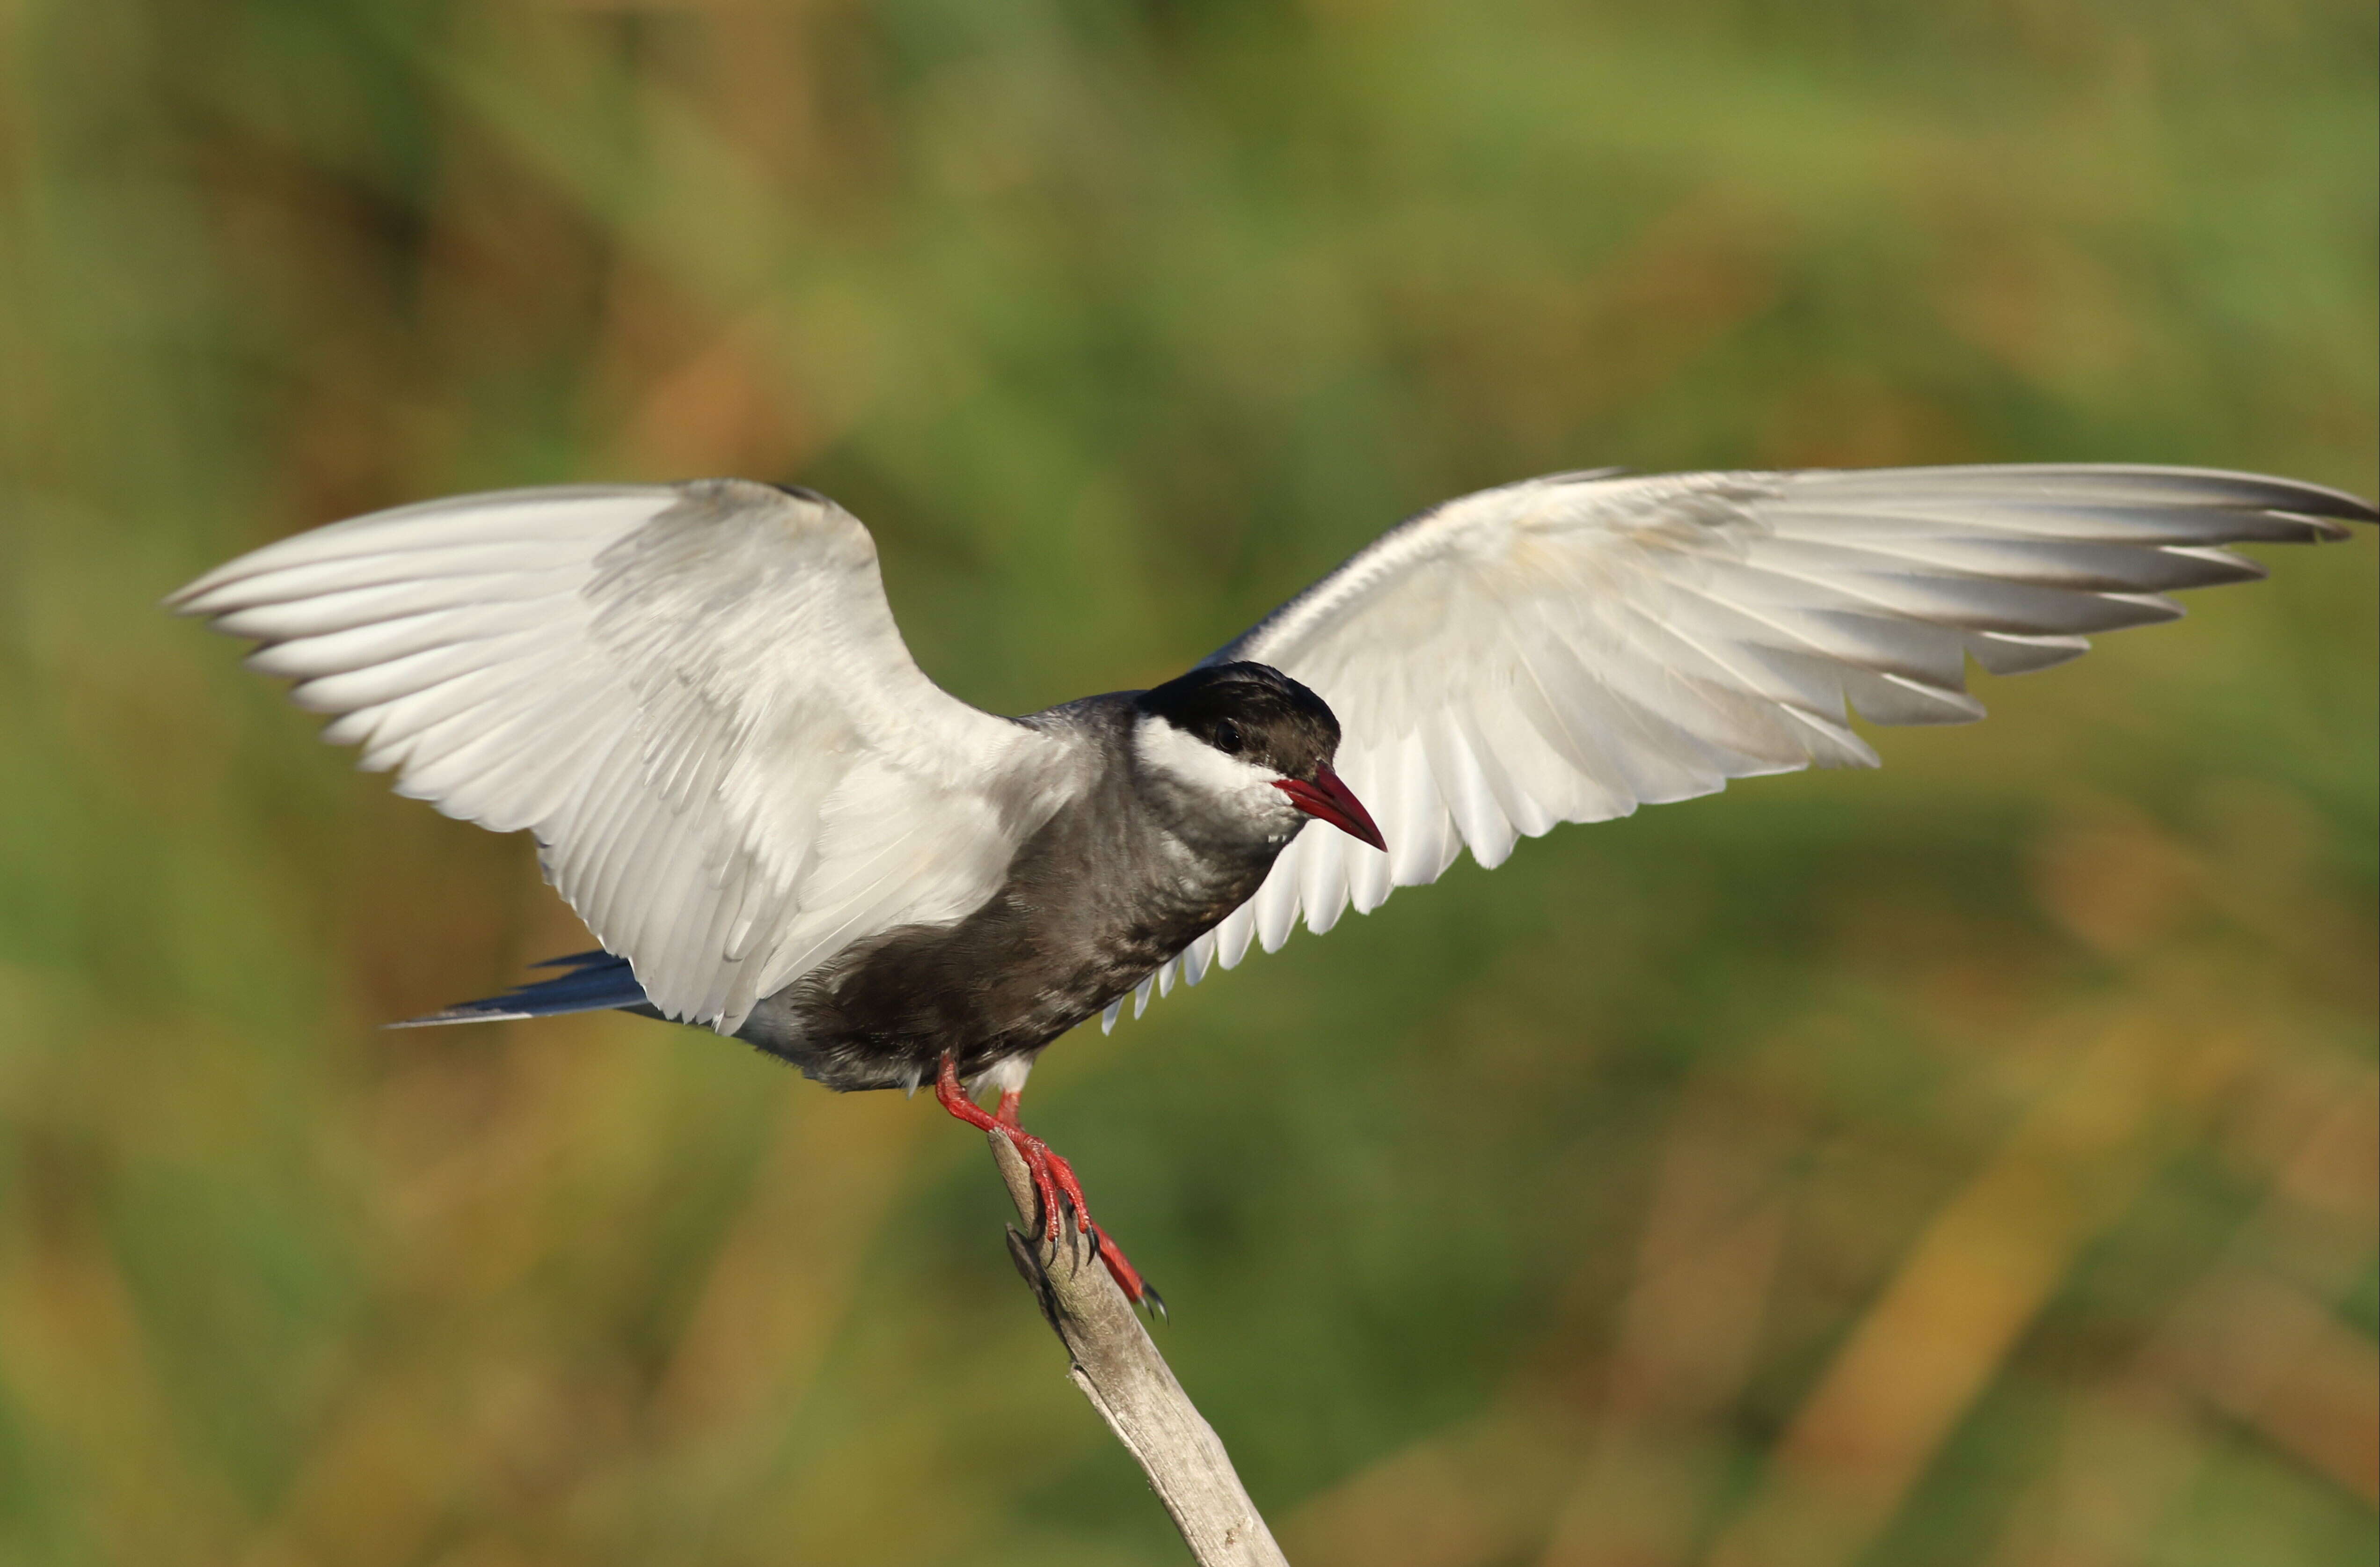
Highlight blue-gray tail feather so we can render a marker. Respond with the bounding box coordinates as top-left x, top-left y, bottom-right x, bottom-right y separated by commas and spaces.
388, 950, 650, 1027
